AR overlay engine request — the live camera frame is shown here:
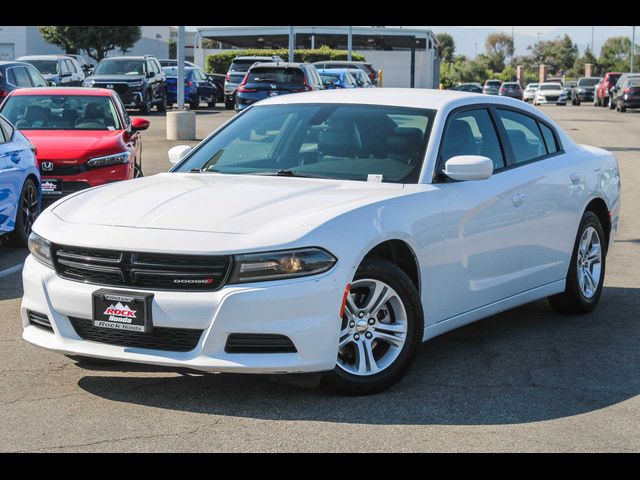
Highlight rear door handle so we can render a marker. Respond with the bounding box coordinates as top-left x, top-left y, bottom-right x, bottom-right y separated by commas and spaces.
511, 193, 525, 207
570, 172, 582, 184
